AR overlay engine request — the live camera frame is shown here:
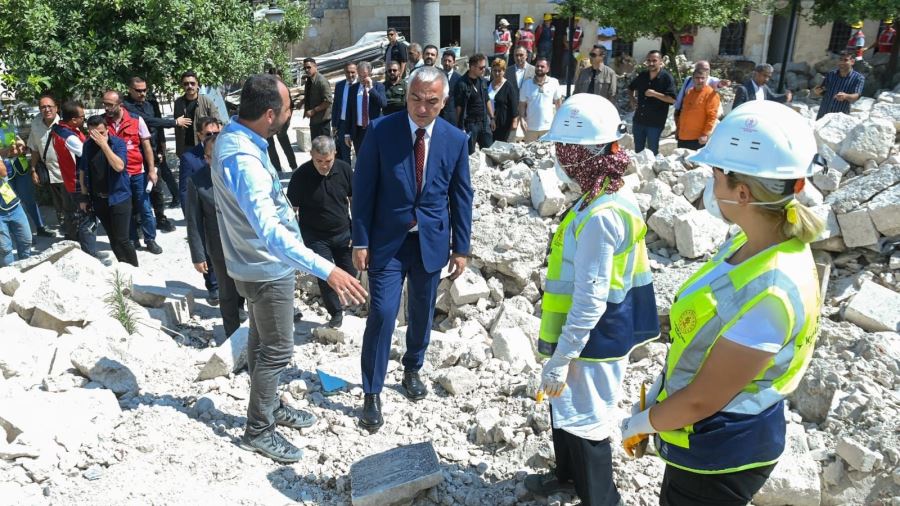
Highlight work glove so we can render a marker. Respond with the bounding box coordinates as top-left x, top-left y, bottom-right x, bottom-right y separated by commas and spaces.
540, 354, 571, 398
621, 408, 656, 458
